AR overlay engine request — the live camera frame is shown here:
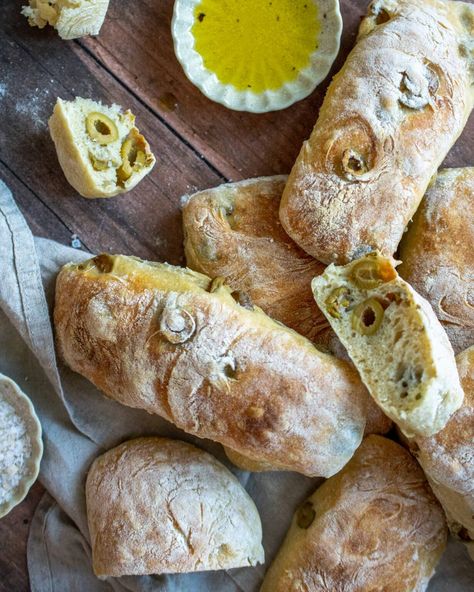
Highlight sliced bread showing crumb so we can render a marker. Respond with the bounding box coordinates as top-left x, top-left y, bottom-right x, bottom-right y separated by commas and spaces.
49, 97, 155, 198
312, 252, 464, 437
21, 0, 110, 40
